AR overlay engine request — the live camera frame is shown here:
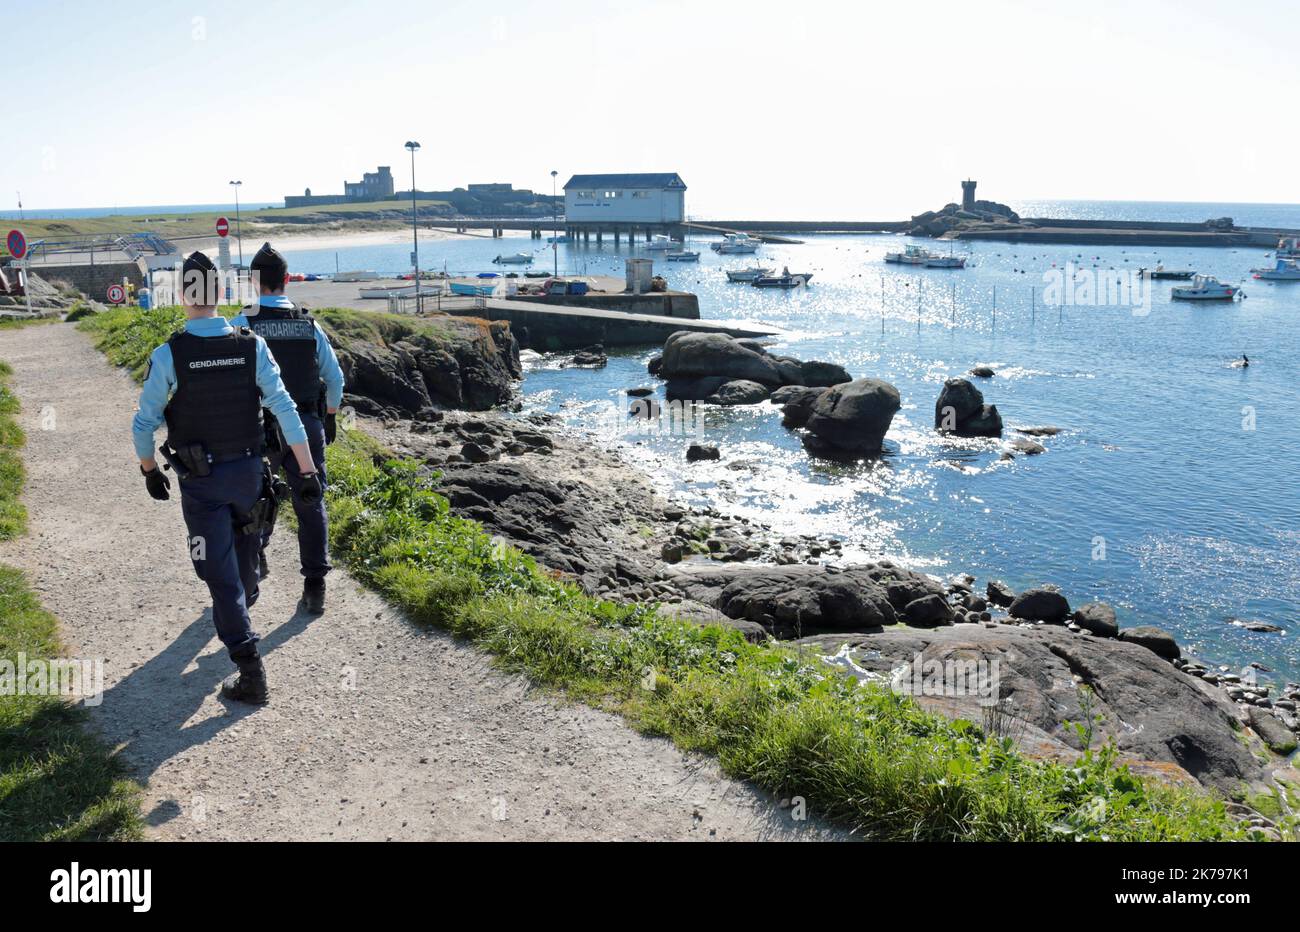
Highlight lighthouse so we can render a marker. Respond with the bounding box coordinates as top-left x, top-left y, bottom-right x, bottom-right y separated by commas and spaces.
961, 179, 977, 212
